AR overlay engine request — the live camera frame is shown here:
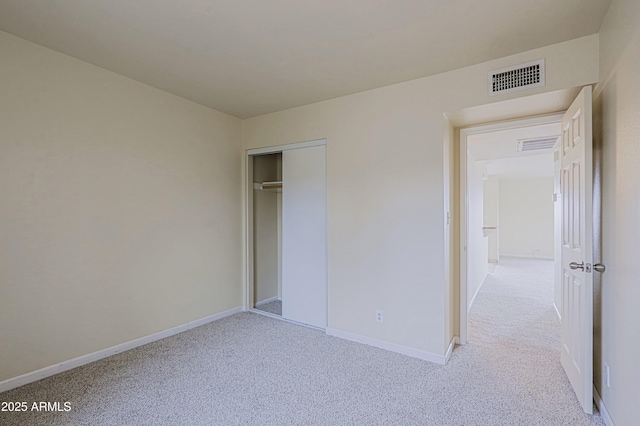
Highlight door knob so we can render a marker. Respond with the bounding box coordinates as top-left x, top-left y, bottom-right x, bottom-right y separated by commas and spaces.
569, 262, 585, 271
594, 264, 606, 273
